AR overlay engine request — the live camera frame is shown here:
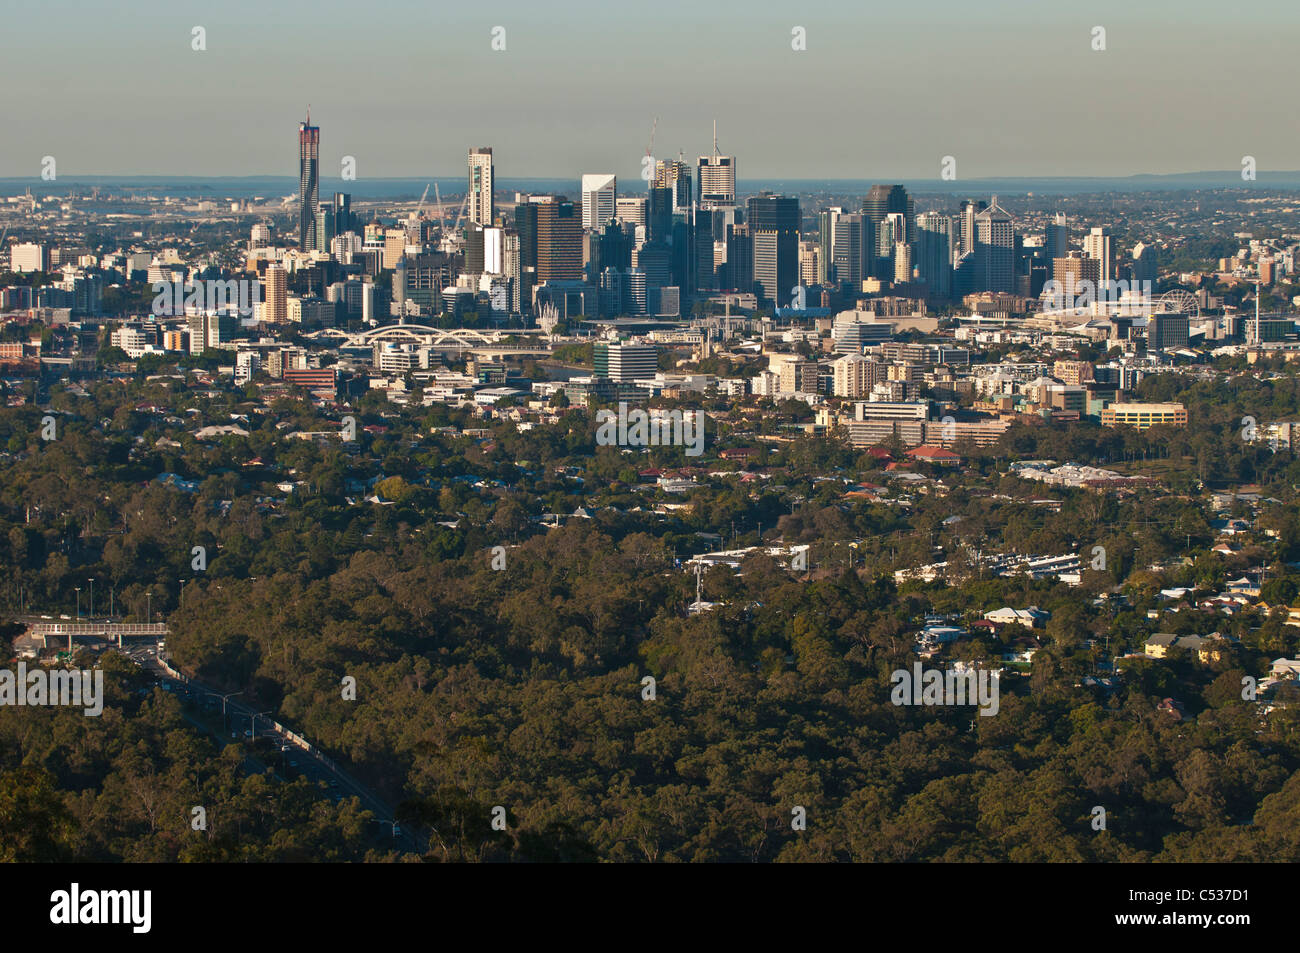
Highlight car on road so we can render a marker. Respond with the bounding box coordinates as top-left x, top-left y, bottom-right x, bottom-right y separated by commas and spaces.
329, 779, 339, 789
